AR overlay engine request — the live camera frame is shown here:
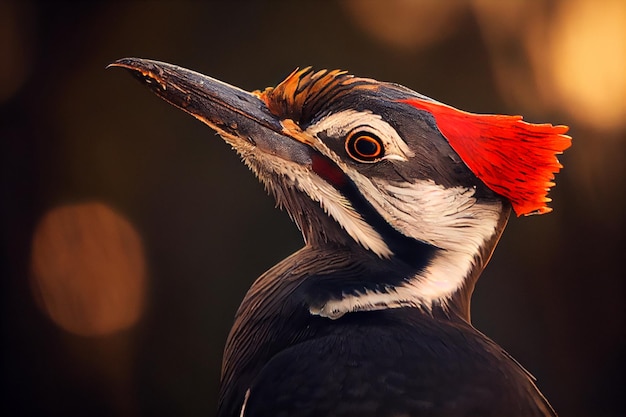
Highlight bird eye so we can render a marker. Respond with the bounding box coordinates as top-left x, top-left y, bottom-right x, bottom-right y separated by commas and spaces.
345, 131, 384, 162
